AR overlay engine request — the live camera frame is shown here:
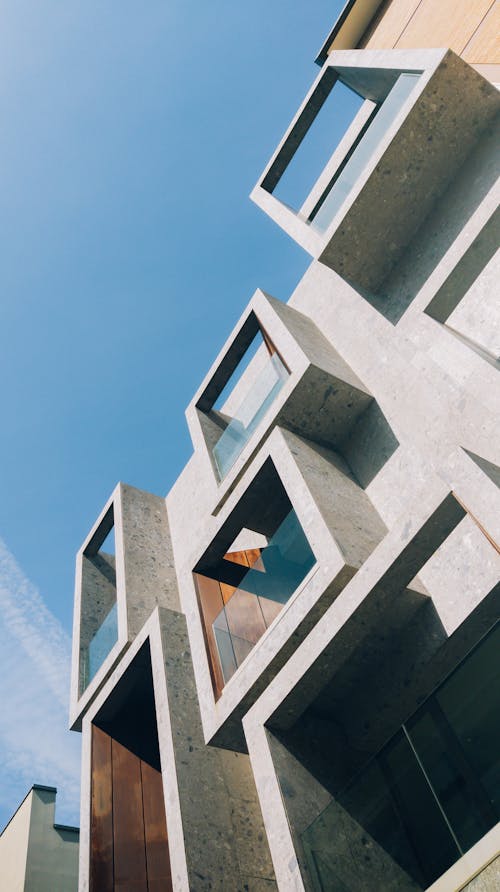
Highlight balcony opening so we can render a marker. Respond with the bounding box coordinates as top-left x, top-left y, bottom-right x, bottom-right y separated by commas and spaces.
272, 78, 365, 211
80, 506, 118, 693
262, 66, 422, 236
269, 619, 500, 891
90, 642, 172, 892
194, 460, 316, 697
309, 73, 419, 233
196, 312, 289, 480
